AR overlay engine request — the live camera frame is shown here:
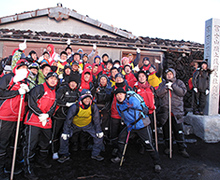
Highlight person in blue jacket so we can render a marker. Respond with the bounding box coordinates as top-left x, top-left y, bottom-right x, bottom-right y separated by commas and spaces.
111, 88, 161, 173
